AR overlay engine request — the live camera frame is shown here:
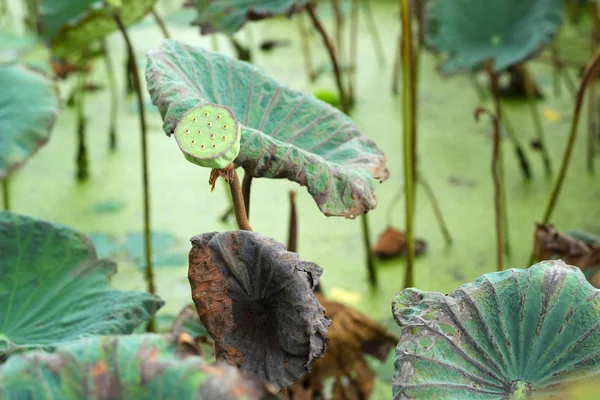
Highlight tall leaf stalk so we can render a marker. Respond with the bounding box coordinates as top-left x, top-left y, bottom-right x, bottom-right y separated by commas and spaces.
400, 0, 416, 288
1, 179, 9, 210
113, 13, 155, 332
